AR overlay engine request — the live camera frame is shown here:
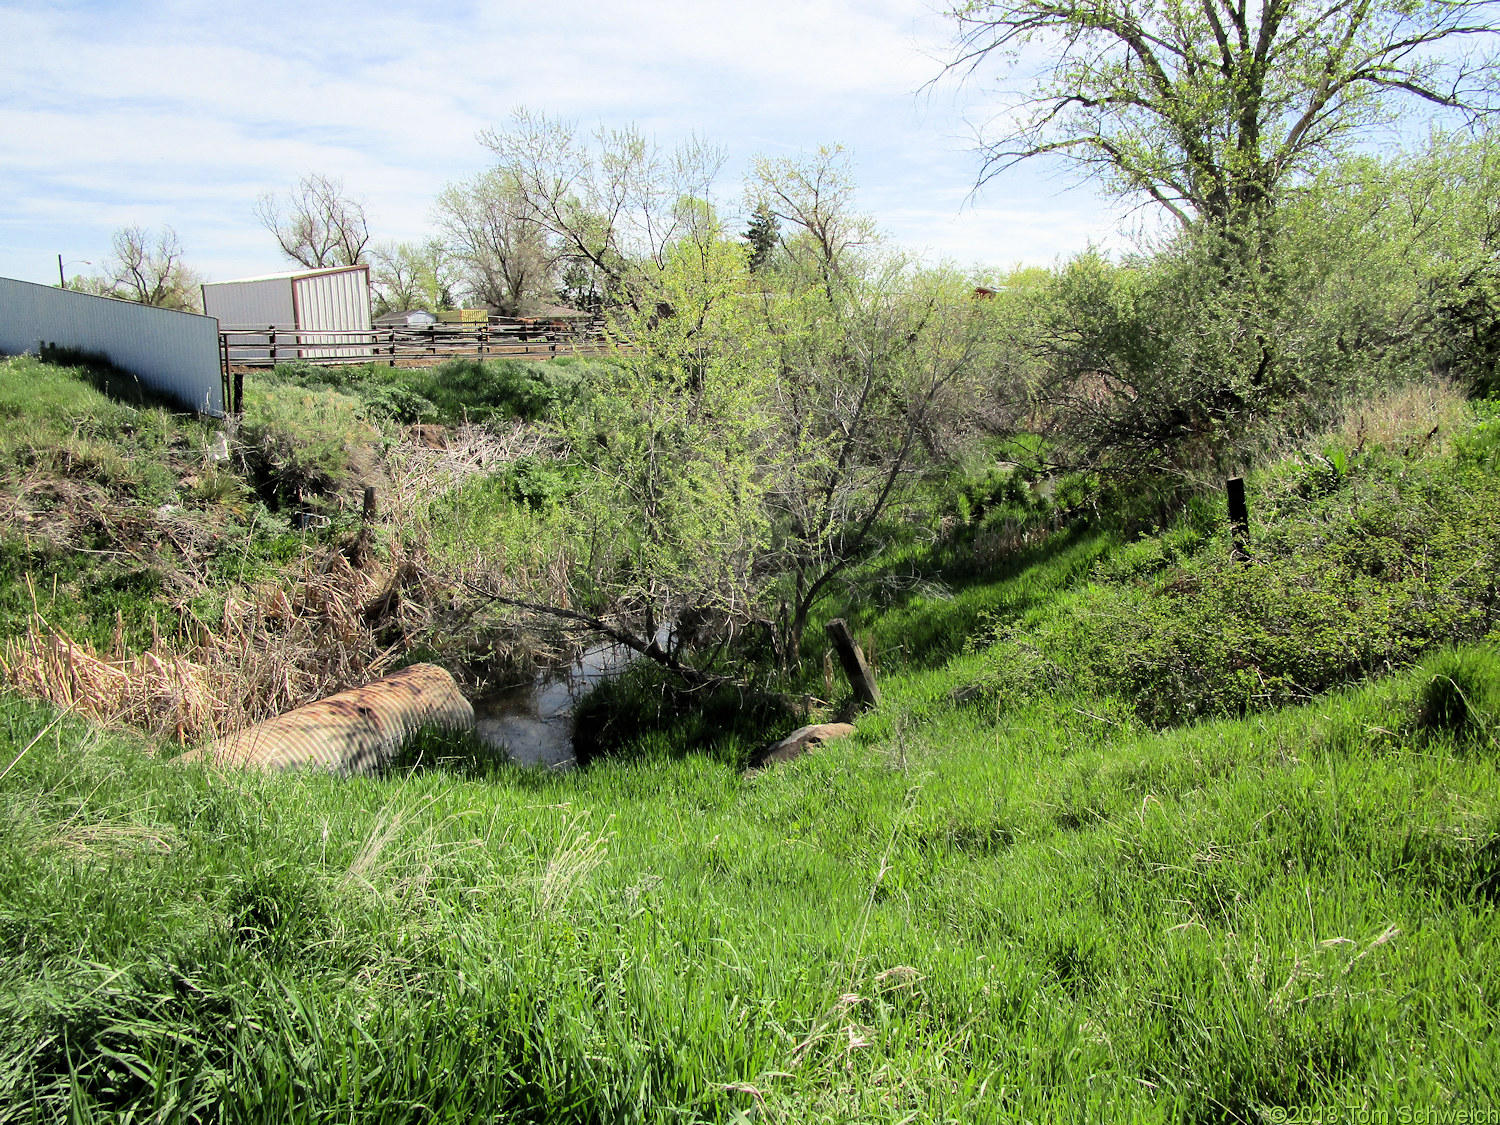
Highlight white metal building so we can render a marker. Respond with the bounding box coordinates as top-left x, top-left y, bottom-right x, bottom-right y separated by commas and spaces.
202, 265, 372, 360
